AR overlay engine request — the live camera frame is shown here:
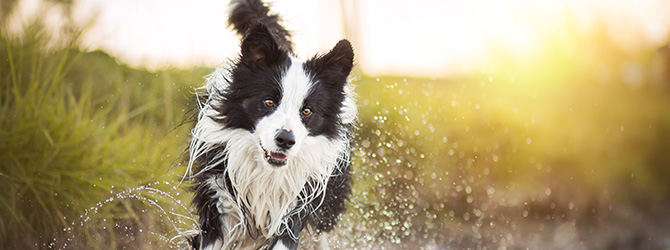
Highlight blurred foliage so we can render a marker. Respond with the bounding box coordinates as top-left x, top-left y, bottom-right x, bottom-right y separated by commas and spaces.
1, 0, 74, 23
0, 18, 208, 248
338, 73, 670, 248
332, 18, 670, 249
0, 0, 19, 23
